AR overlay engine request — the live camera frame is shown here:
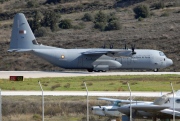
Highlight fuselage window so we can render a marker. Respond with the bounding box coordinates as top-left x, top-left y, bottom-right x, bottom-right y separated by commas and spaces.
176, 99, 180, 103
